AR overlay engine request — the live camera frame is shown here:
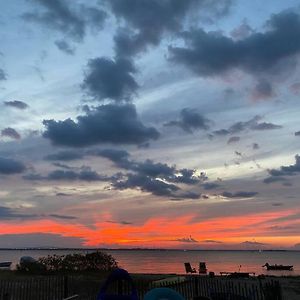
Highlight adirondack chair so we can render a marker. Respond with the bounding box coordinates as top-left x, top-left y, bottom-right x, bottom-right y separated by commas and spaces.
184, 262, 197, 273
